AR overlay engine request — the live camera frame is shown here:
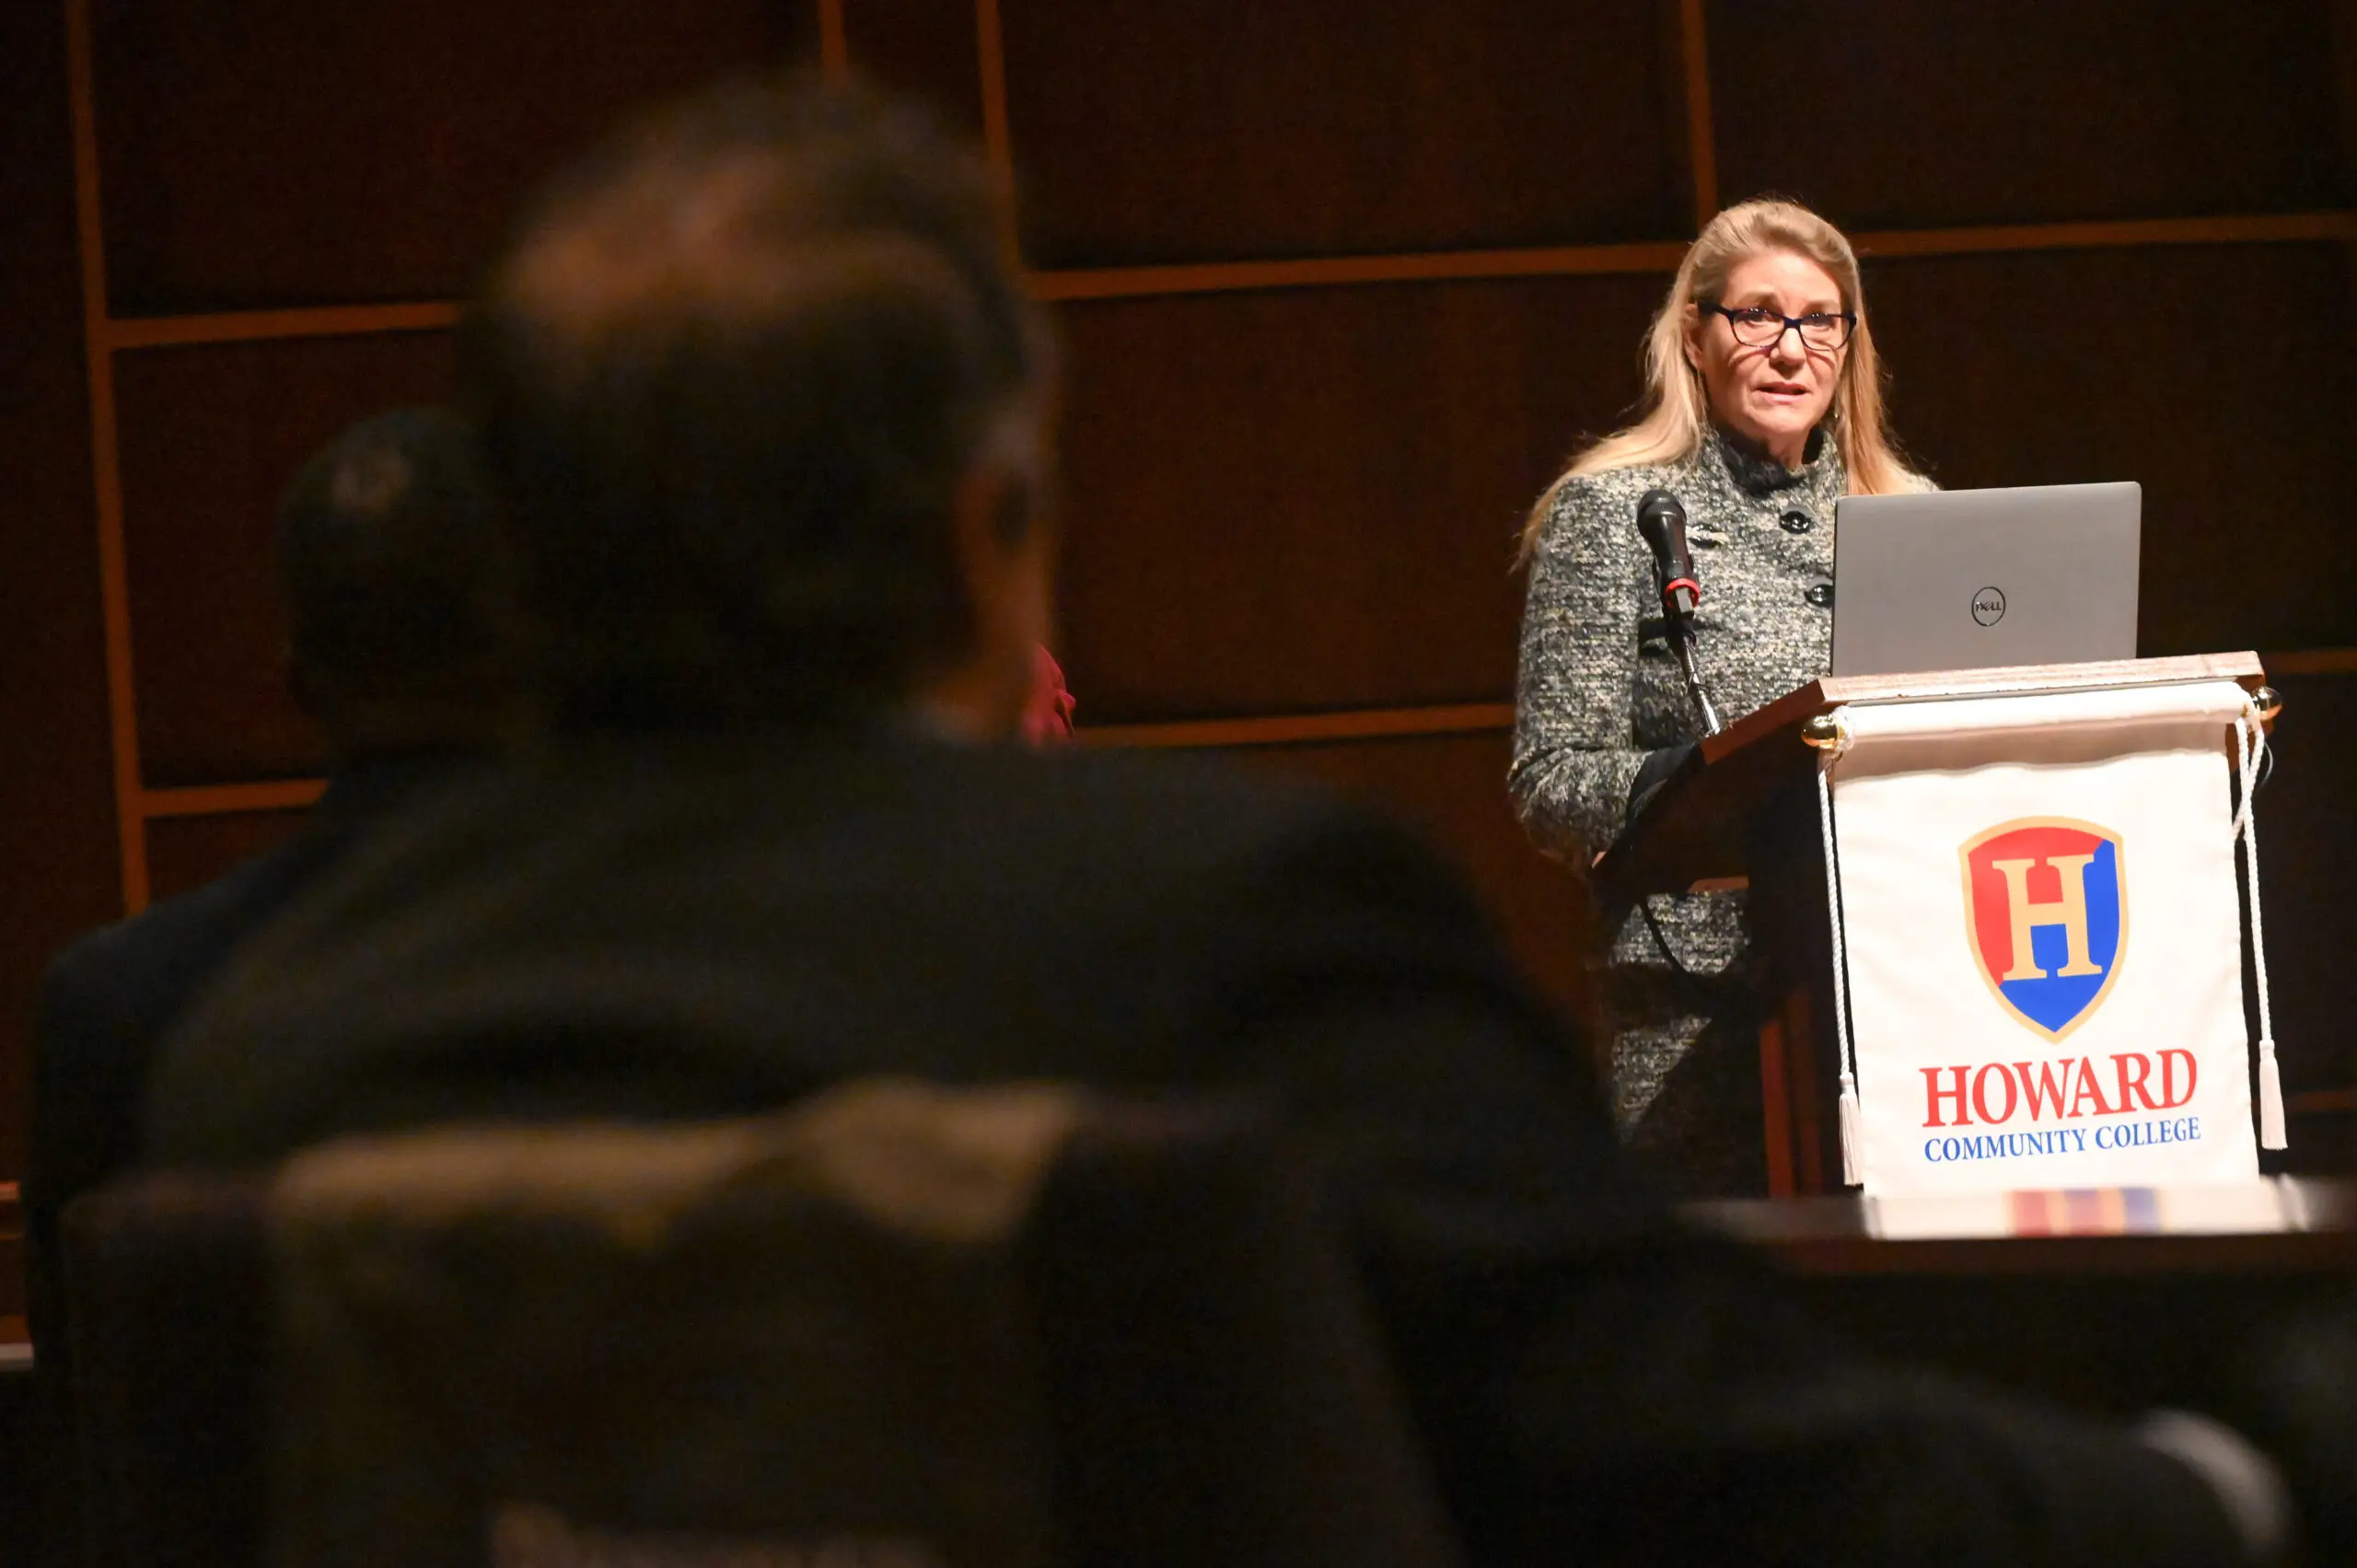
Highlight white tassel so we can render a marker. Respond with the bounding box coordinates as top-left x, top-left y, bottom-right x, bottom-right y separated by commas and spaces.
2259, 1039, 2286, 1151
2238, 713, 2285, 1151
1838, 1071, 1861, 1186
1815, 749, 1864, 1188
